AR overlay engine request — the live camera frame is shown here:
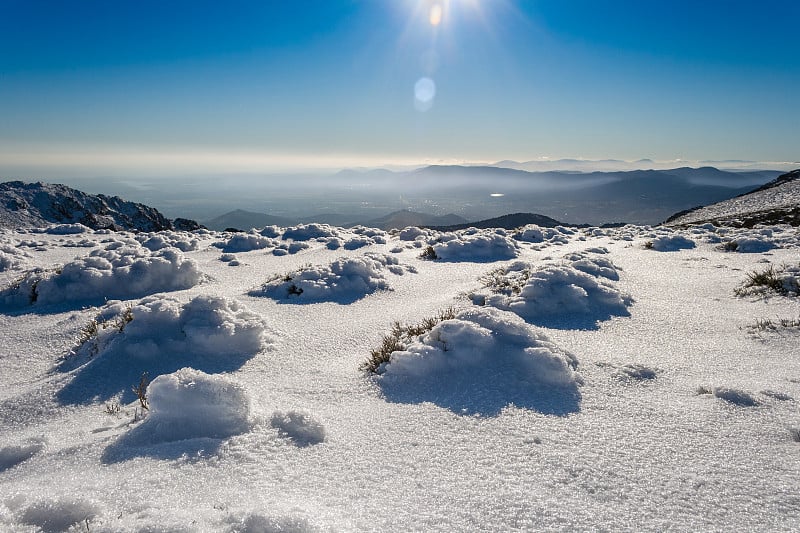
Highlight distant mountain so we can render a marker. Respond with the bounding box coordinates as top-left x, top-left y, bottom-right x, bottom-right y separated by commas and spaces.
664, 169, 800, 227
203, 209, 295, 231
491, 159, 798, 173
360, 165, 779, 225
0, 181, 201, 231
426, 212, 566, 231
361, 210, 469, 230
